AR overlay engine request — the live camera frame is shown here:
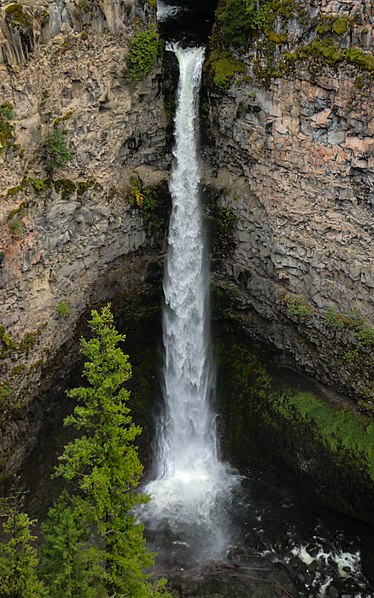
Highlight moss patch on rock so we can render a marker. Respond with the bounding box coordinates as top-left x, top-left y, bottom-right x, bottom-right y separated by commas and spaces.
284, 39, 374, 74
208, 51, 246, 90
0, 103, 14, 154
5, 3, 32, 29
214, 333, 374, 525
